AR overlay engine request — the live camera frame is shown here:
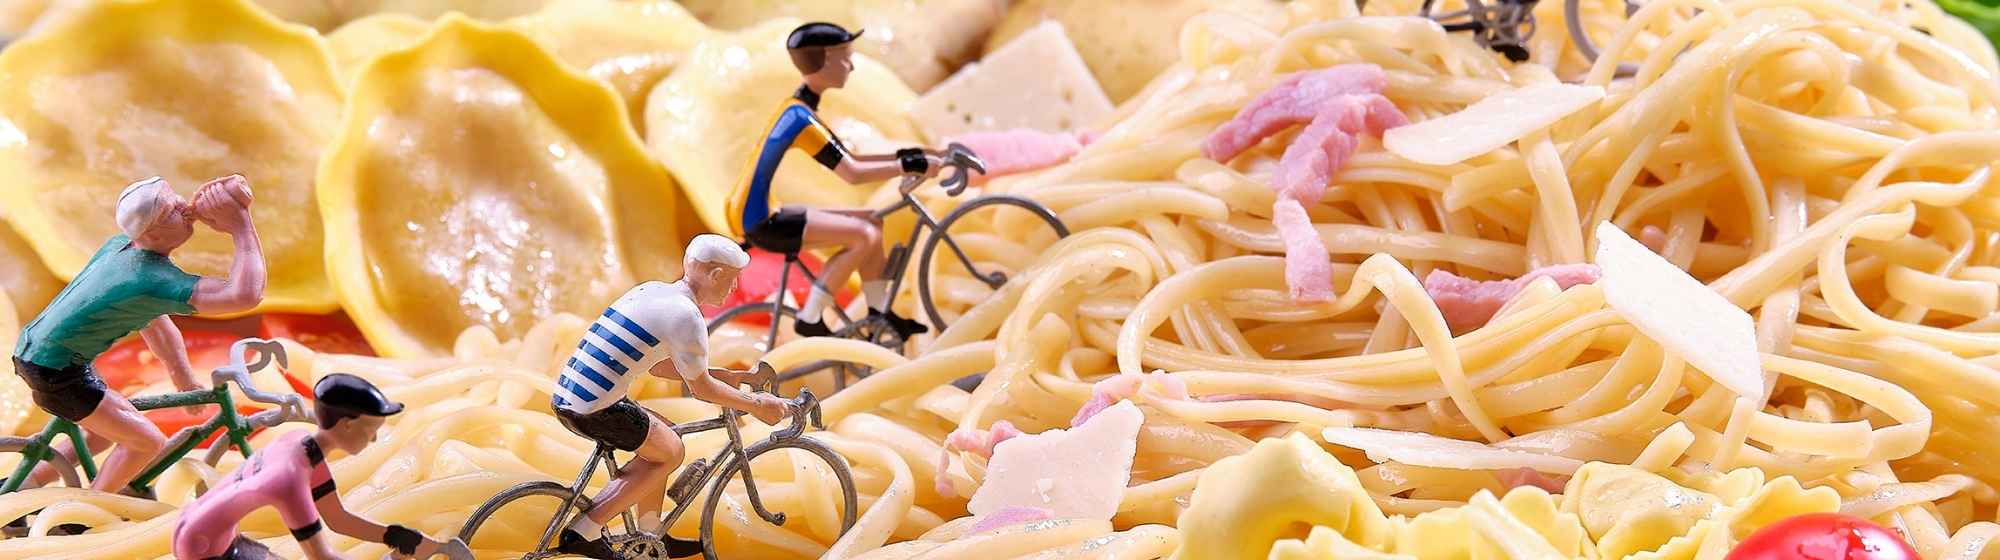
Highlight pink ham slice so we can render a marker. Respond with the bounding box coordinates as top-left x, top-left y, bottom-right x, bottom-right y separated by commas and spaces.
966, 505, 1055, 534
937, 421, 1027, 497
1070, 370, 1190, 427
947, 128, 1087, 184
1272, 200, 1336, 302
1203, 64, 1393, 163
1423, 264, 1603, 331
1202, 64, 1407, 302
